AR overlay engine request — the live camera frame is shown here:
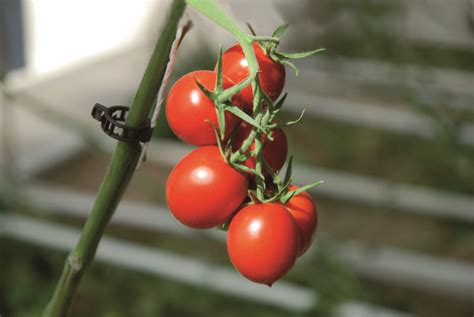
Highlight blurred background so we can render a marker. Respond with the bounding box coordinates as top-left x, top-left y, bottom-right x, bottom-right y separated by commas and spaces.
1, 0, 473, 316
